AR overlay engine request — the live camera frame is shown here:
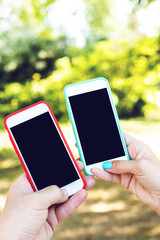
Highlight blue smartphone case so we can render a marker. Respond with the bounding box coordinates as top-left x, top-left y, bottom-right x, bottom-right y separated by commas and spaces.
64, 77, 130, 175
